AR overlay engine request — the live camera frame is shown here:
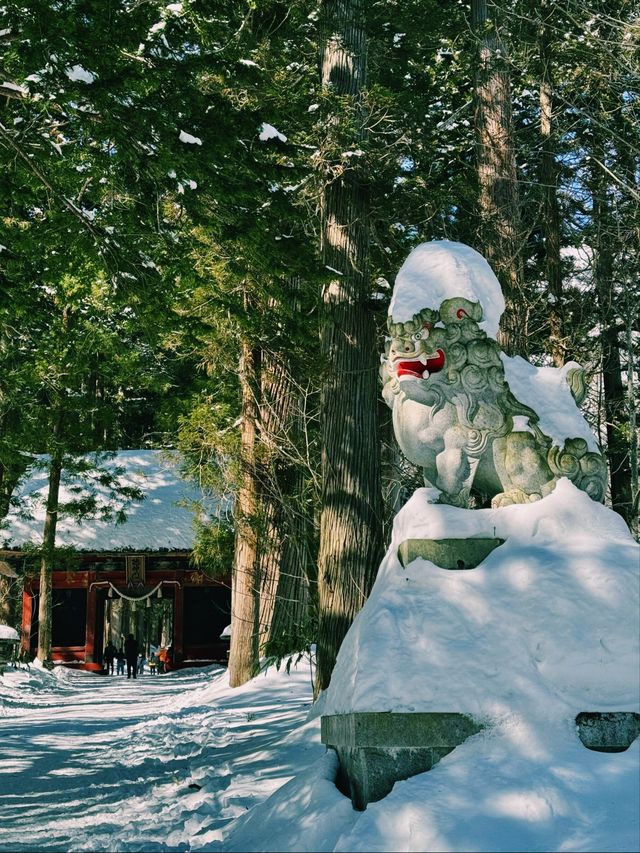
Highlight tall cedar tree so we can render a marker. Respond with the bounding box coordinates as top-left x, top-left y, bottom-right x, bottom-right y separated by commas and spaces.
228, 331, 261, 686
471, 0, 526, 356
315, 0, 383, 695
